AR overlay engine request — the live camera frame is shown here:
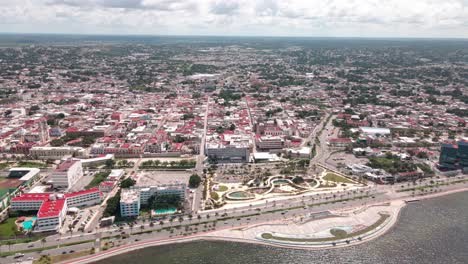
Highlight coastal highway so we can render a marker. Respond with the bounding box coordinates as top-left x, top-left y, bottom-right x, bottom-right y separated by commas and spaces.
3, 175, 468, 263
